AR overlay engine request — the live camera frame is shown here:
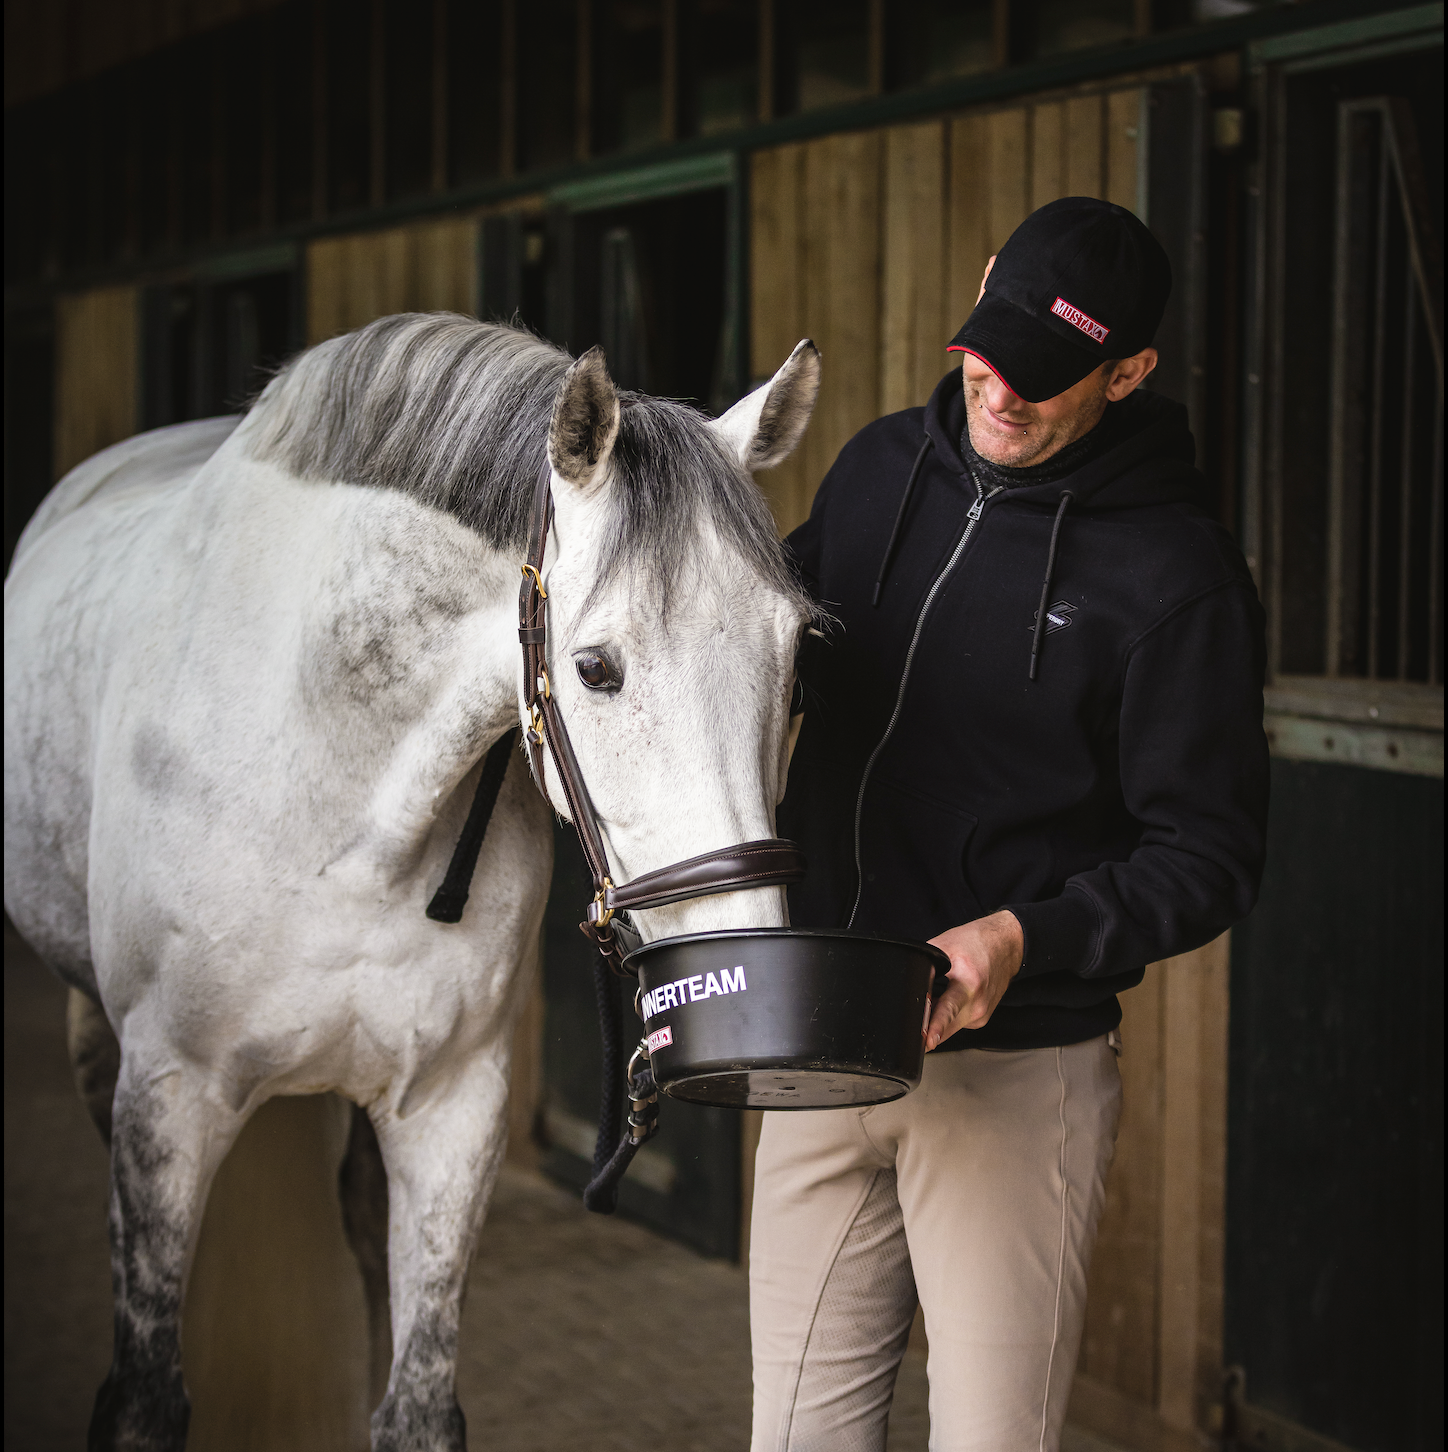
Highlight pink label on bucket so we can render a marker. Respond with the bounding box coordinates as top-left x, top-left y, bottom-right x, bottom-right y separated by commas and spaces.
647, 1026, 673, 1053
